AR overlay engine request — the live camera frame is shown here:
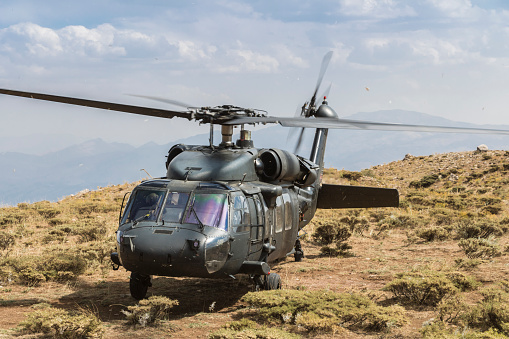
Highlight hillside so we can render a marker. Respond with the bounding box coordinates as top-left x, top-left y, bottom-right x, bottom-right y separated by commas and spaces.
2, 109, 509, 206
0, 150, 509, 338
